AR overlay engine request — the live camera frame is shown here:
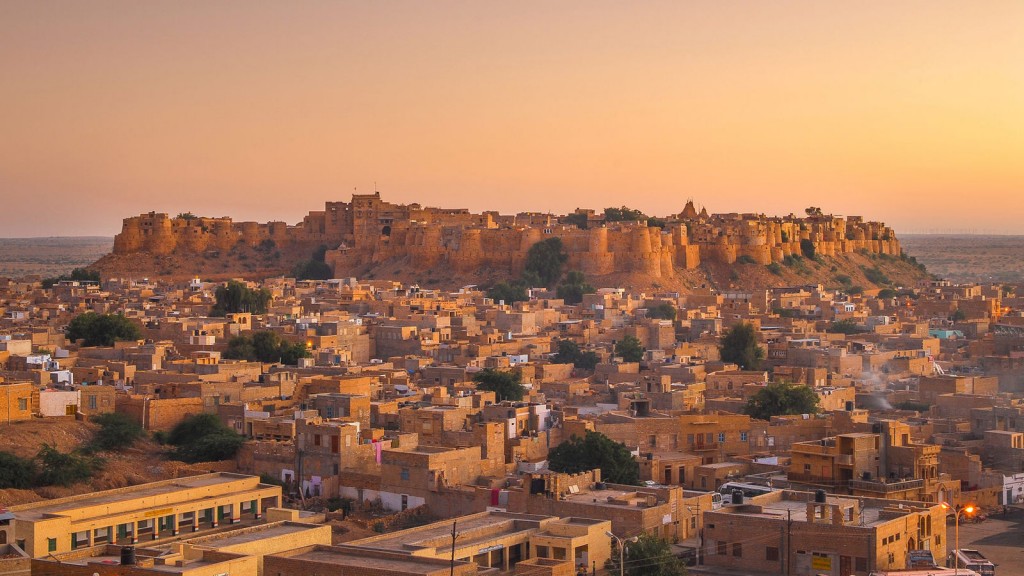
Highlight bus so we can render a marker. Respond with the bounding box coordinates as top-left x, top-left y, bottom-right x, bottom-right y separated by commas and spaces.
947, 549, 995, 576
717, 481, 776, 503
